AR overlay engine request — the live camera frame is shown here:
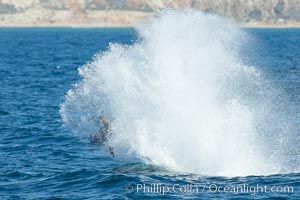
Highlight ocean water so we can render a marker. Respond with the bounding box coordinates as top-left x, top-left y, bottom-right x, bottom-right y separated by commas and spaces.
1, 12, 299, 199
